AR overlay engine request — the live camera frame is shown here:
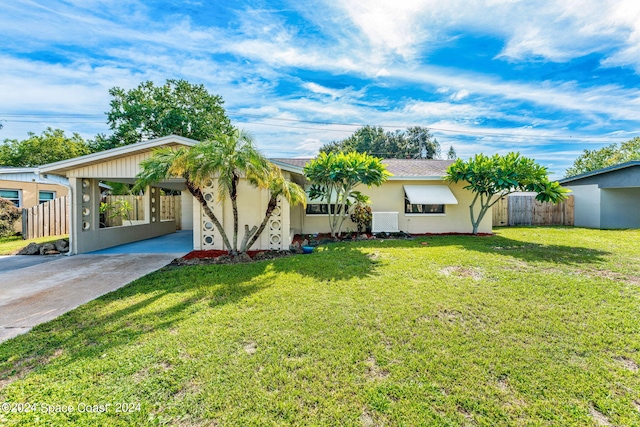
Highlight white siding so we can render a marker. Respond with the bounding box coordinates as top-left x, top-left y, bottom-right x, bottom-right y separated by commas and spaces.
67, 153, 151, 178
